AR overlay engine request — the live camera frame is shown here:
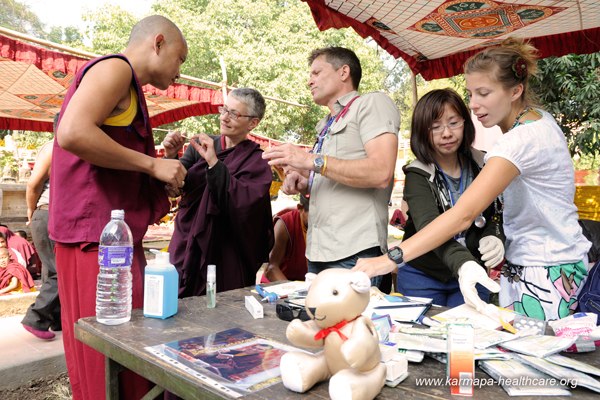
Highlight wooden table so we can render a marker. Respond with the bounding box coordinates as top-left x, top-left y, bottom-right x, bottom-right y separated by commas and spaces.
75, 288, 600, 399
